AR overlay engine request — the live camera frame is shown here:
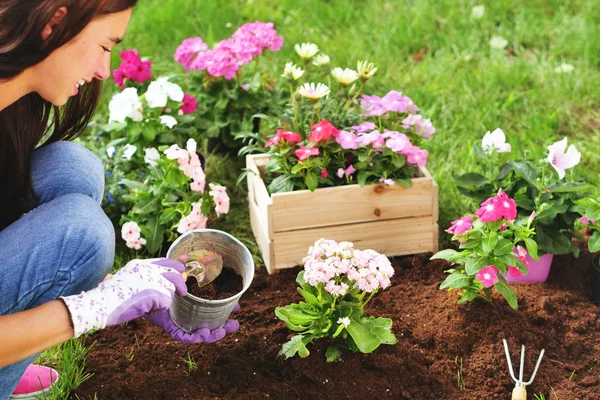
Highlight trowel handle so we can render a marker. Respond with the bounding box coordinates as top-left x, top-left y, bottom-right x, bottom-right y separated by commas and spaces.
512, 386, 526, 400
